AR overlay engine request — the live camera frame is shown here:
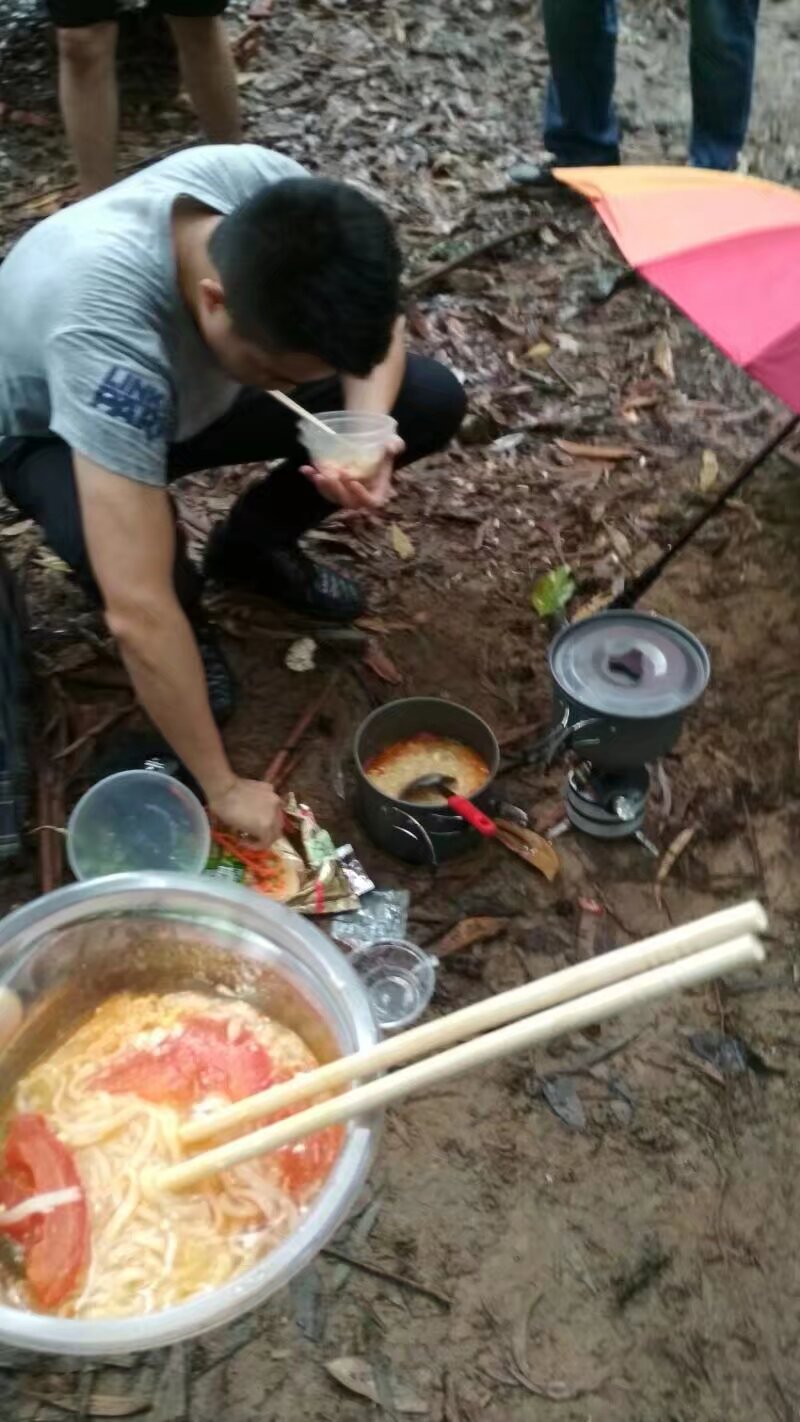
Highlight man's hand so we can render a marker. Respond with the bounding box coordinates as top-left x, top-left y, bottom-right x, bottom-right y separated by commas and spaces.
301, 434, 405, 512
306, 313, 408, 512
208, 777, 283, 846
